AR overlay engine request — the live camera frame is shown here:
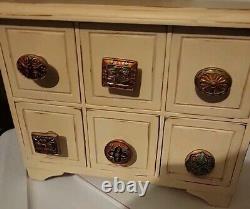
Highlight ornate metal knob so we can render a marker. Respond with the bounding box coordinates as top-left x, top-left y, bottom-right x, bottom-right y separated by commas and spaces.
17, 54, 49, 80
102, 57, 138, 91
104, 140, 132, 166
185, 149, 215, 176
194, 67, 232, 103
31, 131, 61, 155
